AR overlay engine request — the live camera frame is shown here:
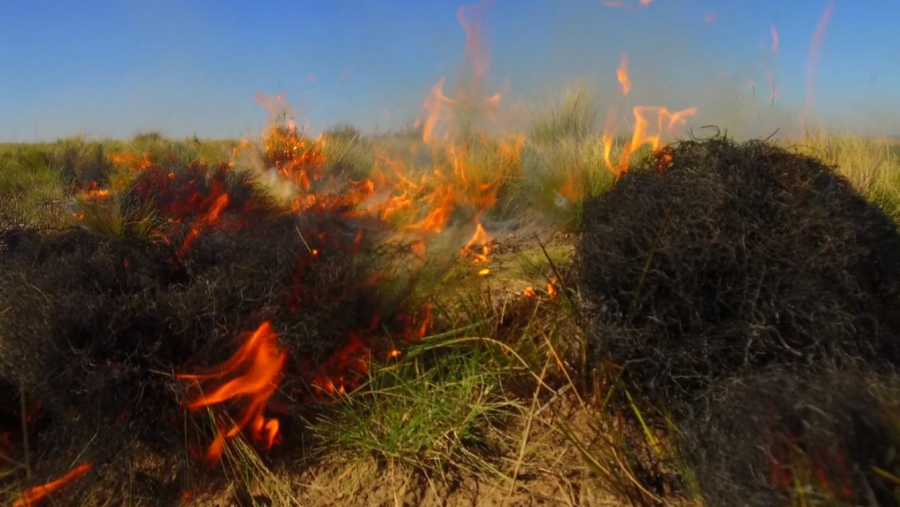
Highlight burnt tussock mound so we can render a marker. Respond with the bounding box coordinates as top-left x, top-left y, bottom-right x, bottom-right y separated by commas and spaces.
577, 137, 900, 409
681, 369, 900, 507
0, 163, 415, 500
